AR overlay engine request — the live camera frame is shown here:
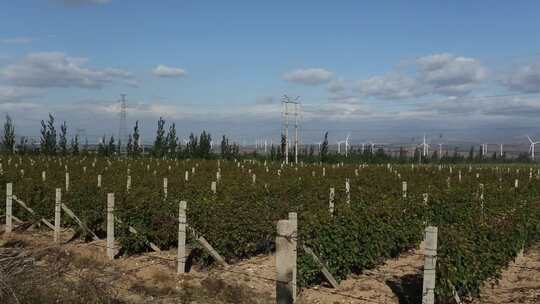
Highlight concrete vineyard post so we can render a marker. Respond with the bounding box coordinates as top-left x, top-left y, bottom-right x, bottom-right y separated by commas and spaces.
345, 179, 351, 204
97, 174, 102, 188
107, 193, 115, 260
5, 183, 12, 234
126, 175, 131, 191
276, 219, 296, 304
288, 212, 298, 302
211, 181, 217, 194
185, 171, 189, 182
422, 226, 438, 304
177, 200, 187, 274
515, 179, 519, 189
42, 171, 46, 182
402, 181, 407, 198
163, 178, 168, 198
65, 172, 70, 192
54, 188, 61, 243
329, 187, 335, 215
